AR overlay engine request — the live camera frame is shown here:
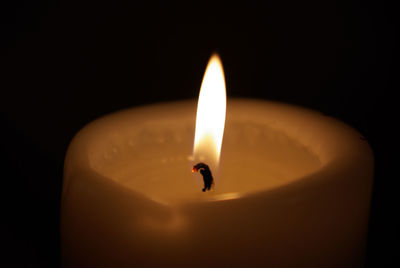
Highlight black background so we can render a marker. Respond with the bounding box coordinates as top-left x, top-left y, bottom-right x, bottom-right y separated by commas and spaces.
0, 1, 396, 267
